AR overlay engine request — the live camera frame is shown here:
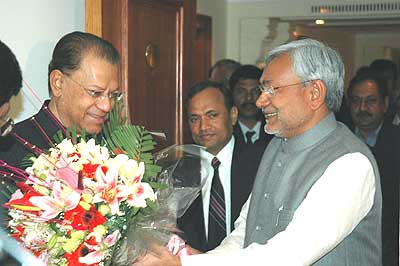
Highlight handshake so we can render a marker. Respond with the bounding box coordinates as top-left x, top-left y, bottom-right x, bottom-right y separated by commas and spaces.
134, 235, 201, 266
